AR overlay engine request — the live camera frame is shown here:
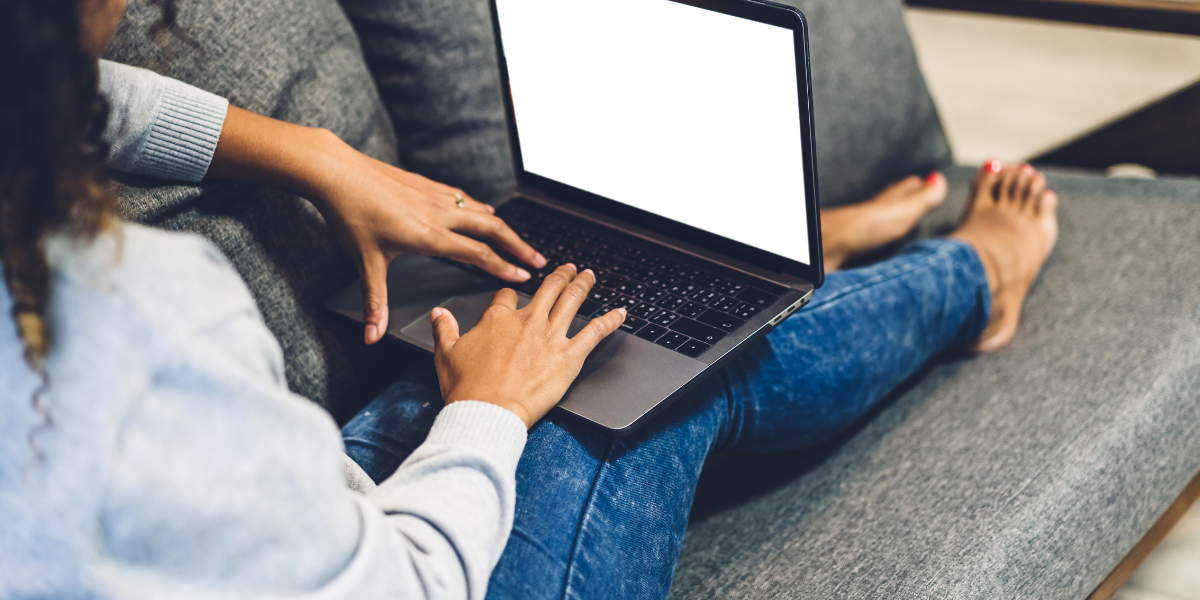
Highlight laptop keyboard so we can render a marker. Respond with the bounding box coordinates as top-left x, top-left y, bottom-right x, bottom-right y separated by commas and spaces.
455, 199, 787, 359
